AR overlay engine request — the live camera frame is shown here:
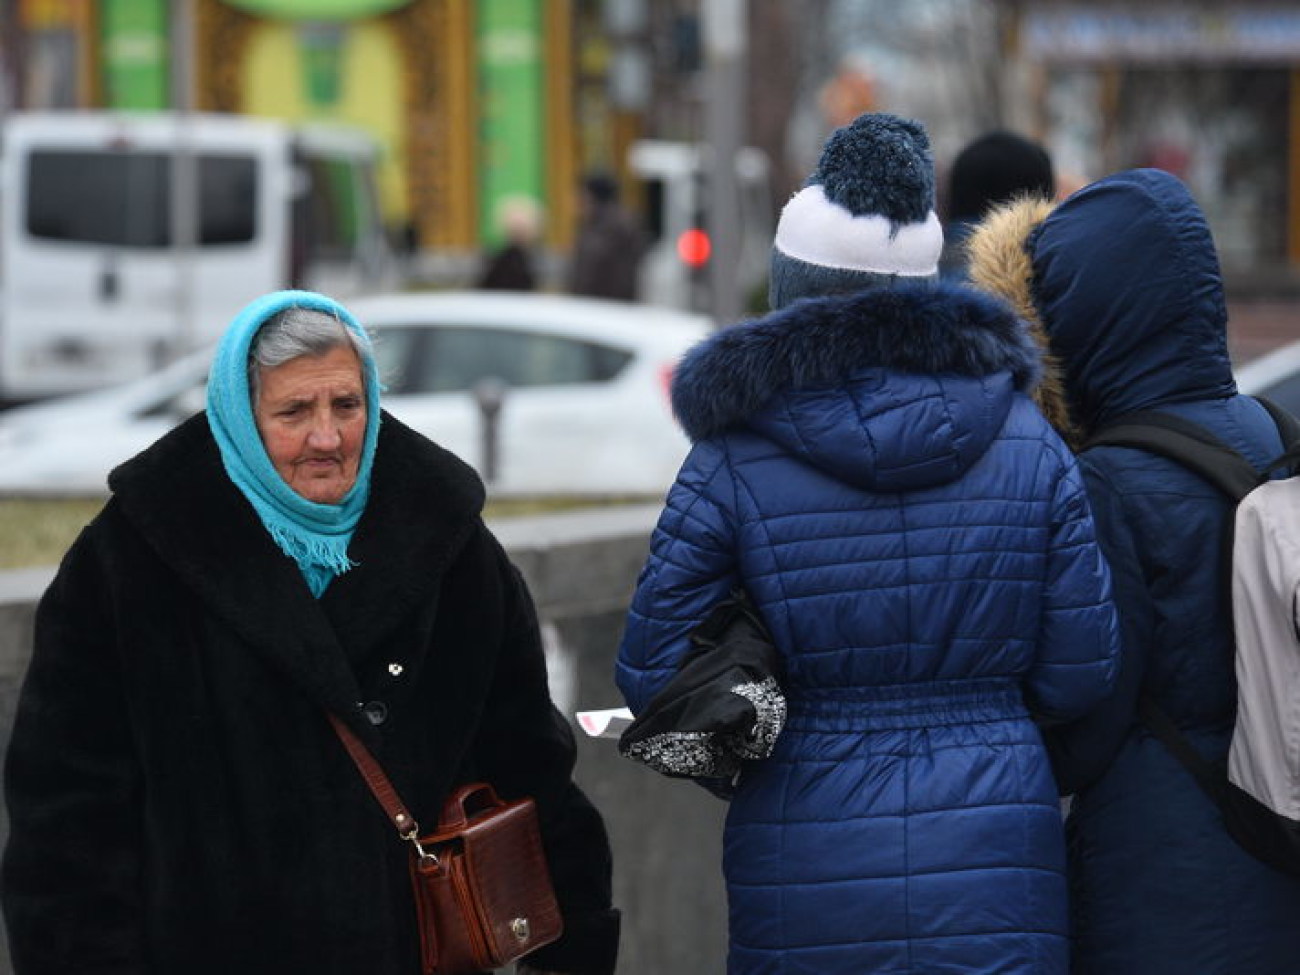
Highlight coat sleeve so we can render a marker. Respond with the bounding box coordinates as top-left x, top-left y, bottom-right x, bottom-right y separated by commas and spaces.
469, 540, 619, 975
1023, 451, 1122, 723
615, 440, 739, 714
1041, 456, 1154, 795
1, 527, 146, 975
